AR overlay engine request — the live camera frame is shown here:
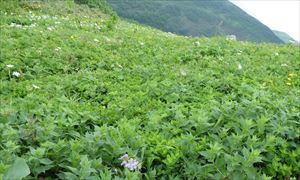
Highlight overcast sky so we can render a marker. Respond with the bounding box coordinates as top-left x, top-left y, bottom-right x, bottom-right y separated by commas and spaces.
230, 0, 300, 42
